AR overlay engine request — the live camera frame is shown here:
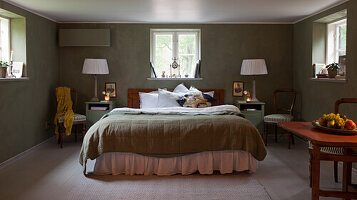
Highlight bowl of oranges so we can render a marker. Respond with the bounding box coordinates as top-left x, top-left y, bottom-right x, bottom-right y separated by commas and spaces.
312, 113, 357, 135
